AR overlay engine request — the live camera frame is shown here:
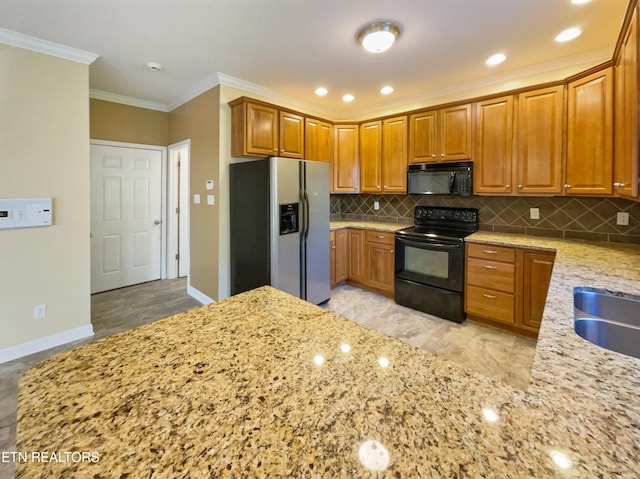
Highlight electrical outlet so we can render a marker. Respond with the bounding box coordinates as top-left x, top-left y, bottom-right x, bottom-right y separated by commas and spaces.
617, 212, 629, 226
529, 208, 540, 220
374, 201, 380, 211
34, 304, 46, 319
